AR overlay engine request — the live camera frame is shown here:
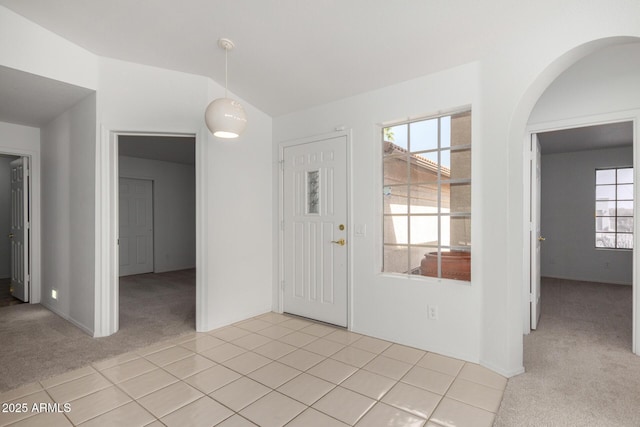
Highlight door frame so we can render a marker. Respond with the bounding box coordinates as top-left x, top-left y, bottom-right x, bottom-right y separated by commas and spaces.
95, 126, 204, 337
277, 130, 353, 328
0, 148, 40, 304
522, 109, 640, 355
